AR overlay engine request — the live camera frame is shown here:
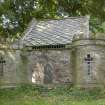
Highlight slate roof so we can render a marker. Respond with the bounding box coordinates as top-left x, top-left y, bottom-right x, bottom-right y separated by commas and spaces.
21, 16, 89, 46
